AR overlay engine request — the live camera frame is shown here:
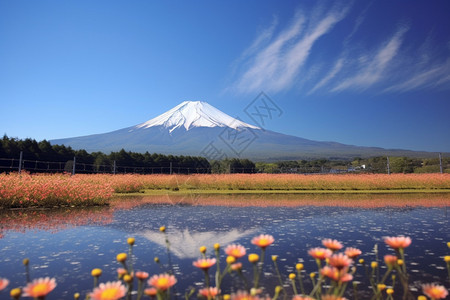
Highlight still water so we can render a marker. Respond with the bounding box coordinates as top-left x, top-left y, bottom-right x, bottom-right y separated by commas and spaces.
0, 194, 449, 299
